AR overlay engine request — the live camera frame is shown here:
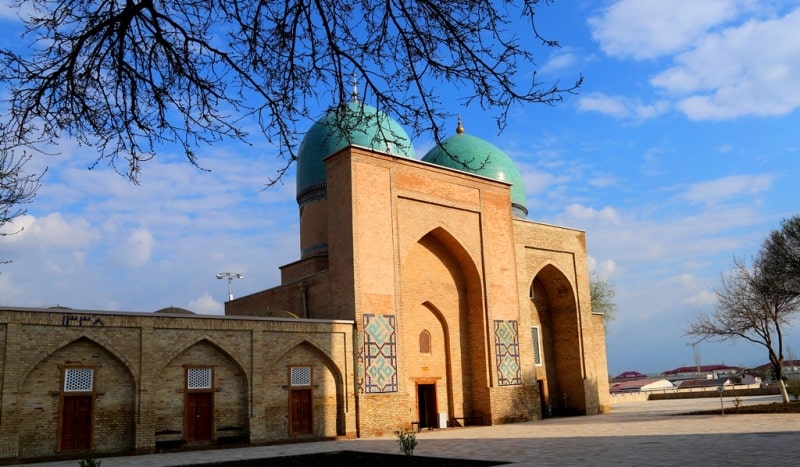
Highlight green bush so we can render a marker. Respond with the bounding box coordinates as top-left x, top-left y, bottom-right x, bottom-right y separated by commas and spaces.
395, 428, 417, 457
